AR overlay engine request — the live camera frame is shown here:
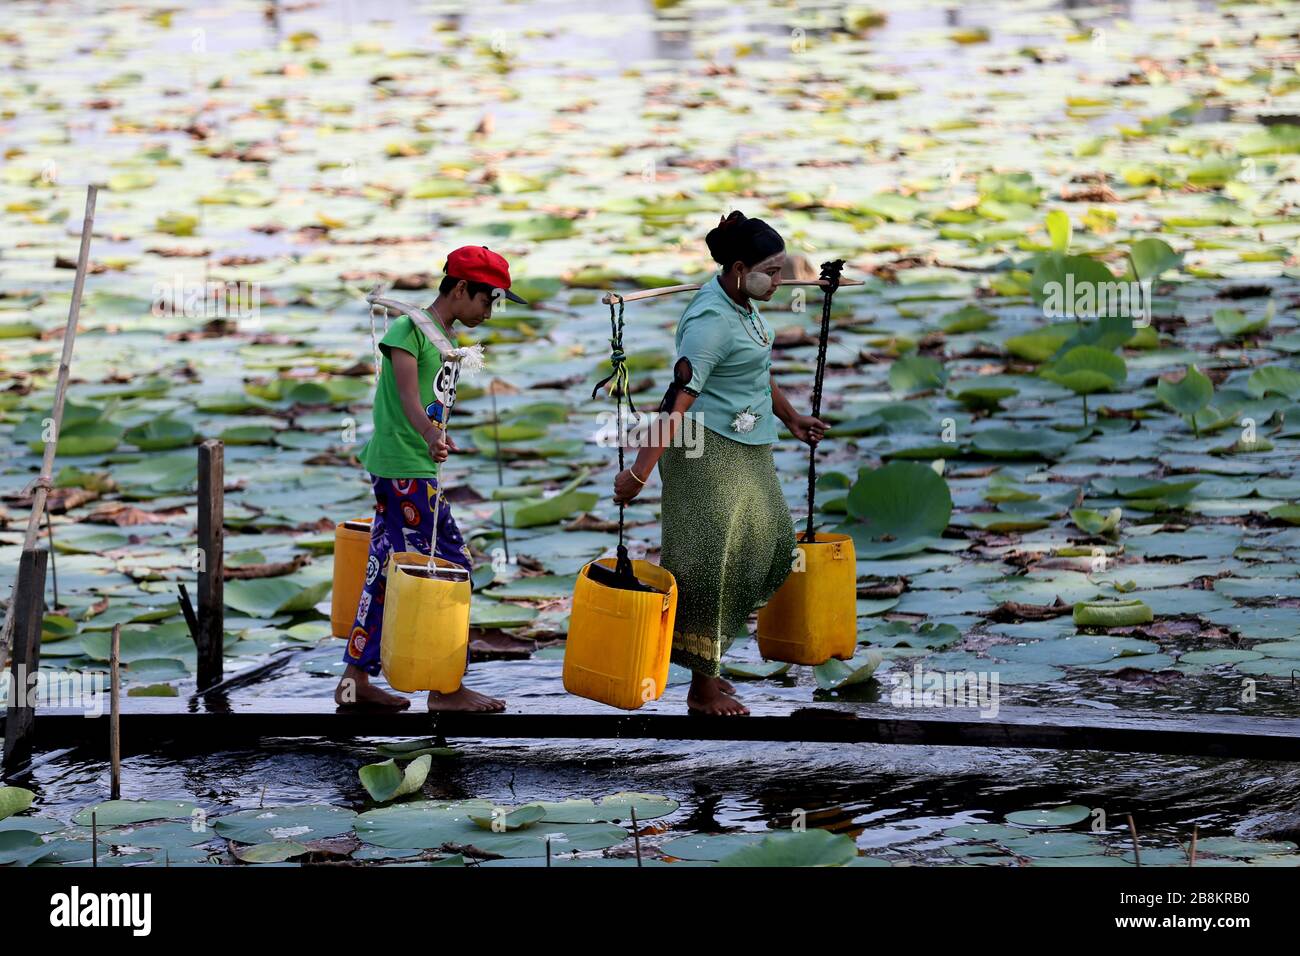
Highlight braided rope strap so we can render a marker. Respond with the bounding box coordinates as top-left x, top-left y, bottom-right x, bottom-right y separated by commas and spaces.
805, 259, 845, 543
591, 293, 640, 583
